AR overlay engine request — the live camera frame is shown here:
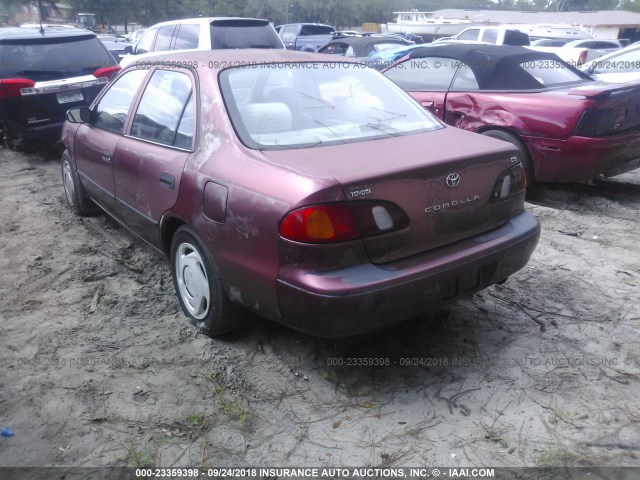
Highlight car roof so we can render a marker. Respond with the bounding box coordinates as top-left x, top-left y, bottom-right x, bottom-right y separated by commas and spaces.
149, 17, 270, 28
0, 26, 96, 42
582, 41, 640, 68
407, 44, 591, 89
